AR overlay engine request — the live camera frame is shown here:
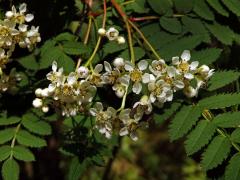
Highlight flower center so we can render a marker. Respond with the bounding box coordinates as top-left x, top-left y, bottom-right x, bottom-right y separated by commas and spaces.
130, 69, 142, 82
178, 61, 189, 72
96, 112, 109, 122
62, 85, 73, 96
155, 64, 164, 71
